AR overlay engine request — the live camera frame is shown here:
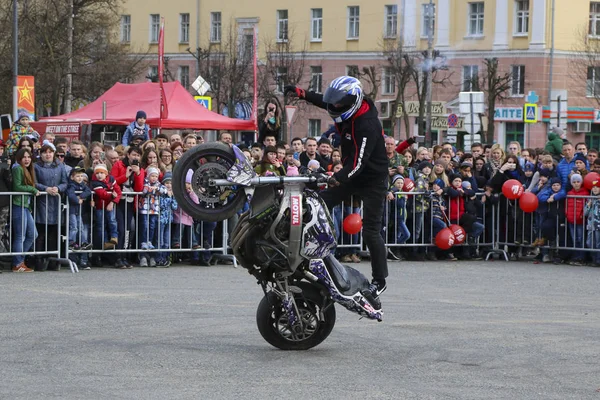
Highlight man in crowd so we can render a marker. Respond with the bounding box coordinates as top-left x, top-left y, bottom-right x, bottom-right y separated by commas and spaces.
299, 137, 328, 170
385, 136, 406, 180
471, 142, 484, 159
575, 142, 588, 156
262, 133, 277, 148
291, 137, 304, 157
587, 149, 598, 166
183, 135, 197, 151
220, 131, 233, 144
317, 138, 333, 166
155, 134, 170, 150
170, 133, 182, 145
65, 140, 85, 168
557, 142, 577, 194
